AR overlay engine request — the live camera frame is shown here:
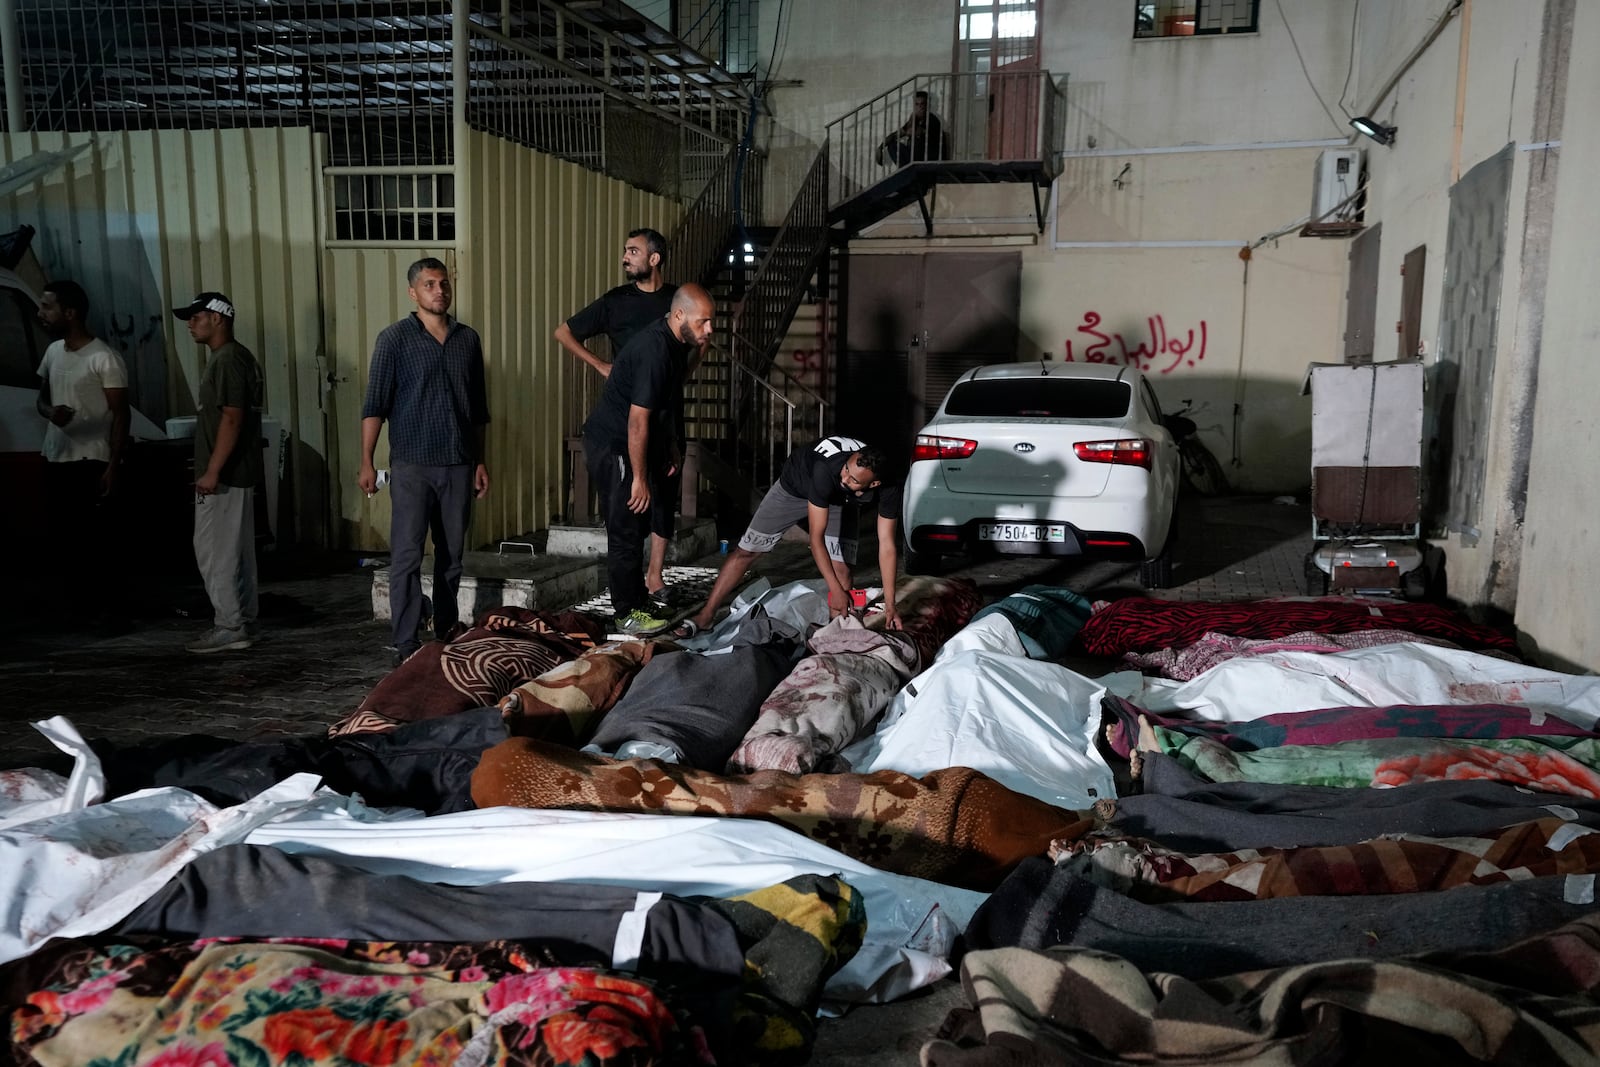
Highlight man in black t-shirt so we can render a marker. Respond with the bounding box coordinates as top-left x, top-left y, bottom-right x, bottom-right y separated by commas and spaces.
680, 436, 904, 635
555, 227, 698, 604
580, 284, 715, 634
